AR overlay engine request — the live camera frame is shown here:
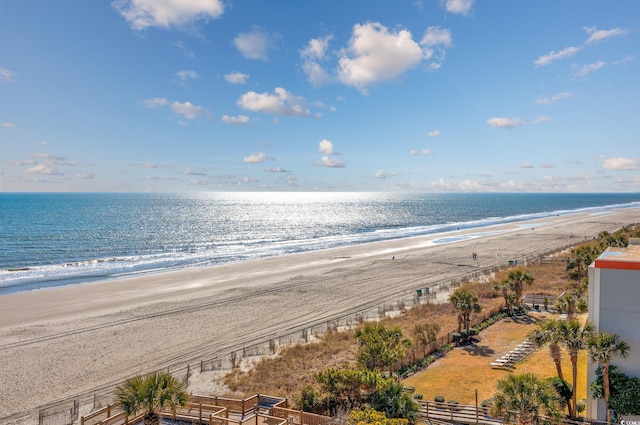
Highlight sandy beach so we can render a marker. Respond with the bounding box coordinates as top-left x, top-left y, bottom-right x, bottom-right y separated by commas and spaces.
1, 207, 638, 424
